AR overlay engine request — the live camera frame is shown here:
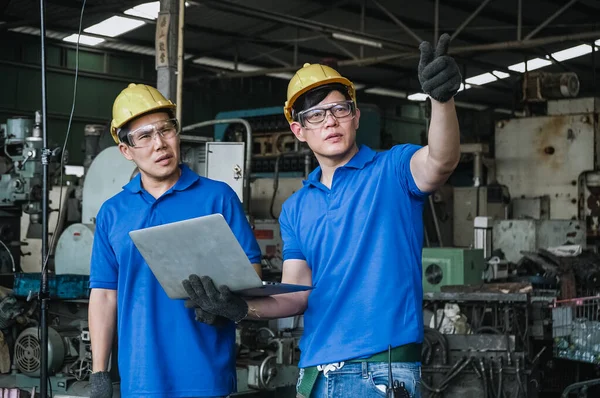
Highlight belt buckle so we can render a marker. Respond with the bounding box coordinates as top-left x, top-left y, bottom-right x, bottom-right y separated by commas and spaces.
317, 362, 345, 376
